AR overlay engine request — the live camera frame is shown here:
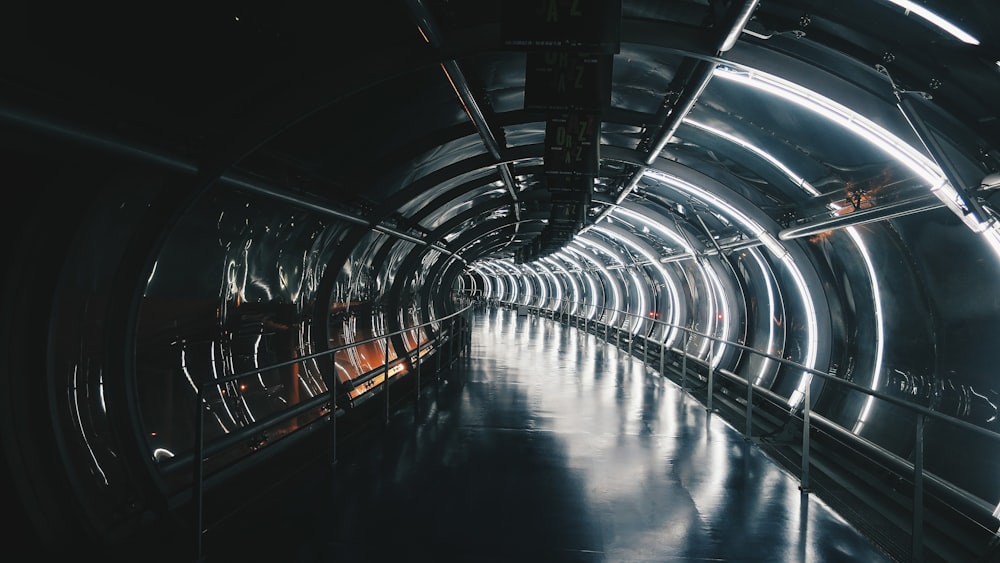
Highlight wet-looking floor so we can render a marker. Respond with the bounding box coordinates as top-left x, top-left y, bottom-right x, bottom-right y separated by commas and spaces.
202, 307, 894, 562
